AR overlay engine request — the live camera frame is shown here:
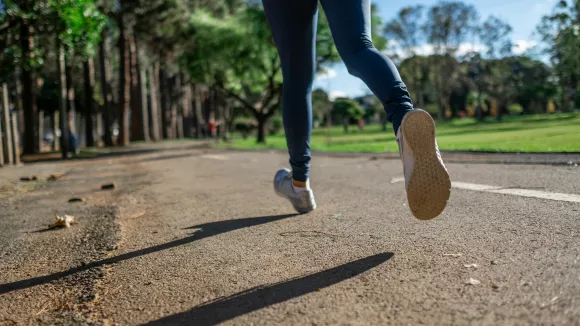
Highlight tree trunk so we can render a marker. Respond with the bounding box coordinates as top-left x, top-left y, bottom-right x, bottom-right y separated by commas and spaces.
129, 33, 146, 141
180, 78, 191, 138
83, 58, 96, 147
16, 80, 25, 136
222, 103, 232, 141
417, 89, 425, 109
154, 63, 164, 139
159, 67, 169, 139
37, 110, 44, 151
343, 118, 349, 134
413, 62, 425, 109
476, 95, 484, 121
497, 101, 506, 121
95, 113, 102, 145
11, 112, 21, 165
177, 74, 186, 139
148, 66, 161, 141
1, 83, 14, 165
438, 98, 445, 120
194, 85, 203, 139
139, 66, 150, 142
99, 29, 114, 146
57, 42, 69, 158
51, 111, 58, 151
170, 74, 179, 139
256, 115, 267, 143
19, 10, 38, 154
117, 16, 130, 146
434, 61, 446, 120
65, 61, 77, 140
215, 88, 224, 138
